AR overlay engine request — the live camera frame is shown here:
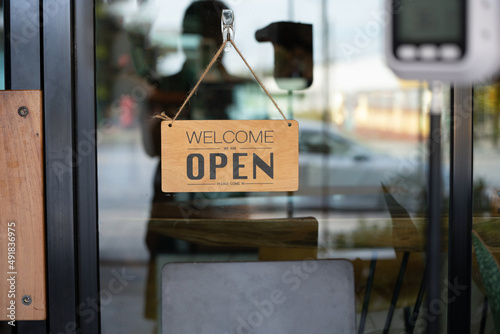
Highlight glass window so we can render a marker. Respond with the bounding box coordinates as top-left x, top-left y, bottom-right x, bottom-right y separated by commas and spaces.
96, 1, 450, 332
